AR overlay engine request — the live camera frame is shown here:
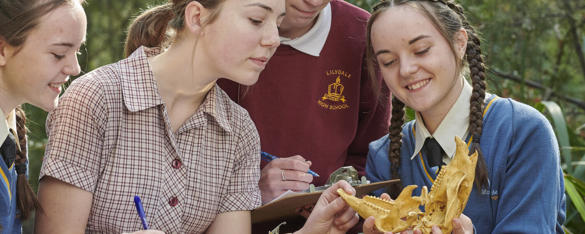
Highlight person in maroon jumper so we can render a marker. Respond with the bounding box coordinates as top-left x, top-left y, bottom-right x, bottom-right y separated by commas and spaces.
218, 0, 390, 232
219, 0, 390, 203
